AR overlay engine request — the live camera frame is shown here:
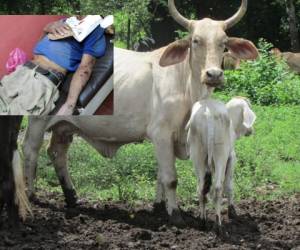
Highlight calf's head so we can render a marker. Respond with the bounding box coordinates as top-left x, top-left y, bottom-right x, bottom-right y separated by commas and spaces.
226, 97, 256, 139
160, 0, 258, 88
